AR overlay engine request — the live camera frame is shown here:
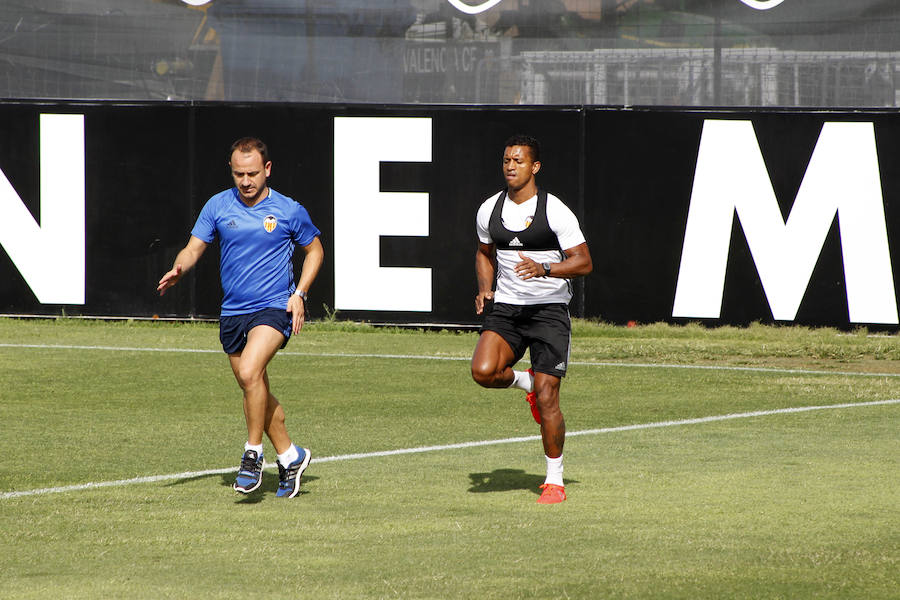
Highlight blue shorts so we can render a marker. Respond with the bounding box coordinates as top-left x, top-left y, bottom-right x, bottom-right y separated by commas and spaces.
219, 308, 291, 355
